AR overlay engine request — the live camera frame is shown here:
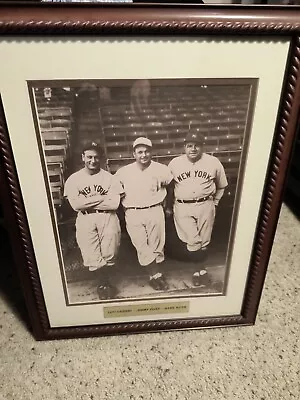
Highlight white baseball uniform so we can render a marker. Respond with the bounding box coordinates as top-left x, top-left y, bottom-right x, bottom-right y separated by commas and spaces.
64, 168, 123, 270
116, 161, 173, 266
169, 153, 228, 252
